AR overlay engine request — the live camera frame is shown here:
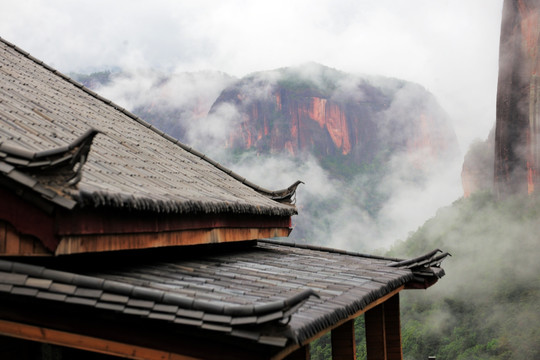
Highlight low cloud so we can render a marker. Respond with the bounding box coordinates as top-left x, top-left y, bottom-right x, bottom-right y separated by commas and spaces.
93, 65, 463, 253
186, 102, 242, 150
